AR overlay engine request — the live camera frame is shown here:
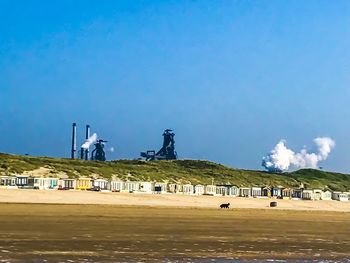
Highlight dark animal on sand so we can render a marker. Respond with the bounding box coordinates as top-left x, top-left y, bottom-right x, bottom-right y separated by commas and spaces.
220, 203, 230, 209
